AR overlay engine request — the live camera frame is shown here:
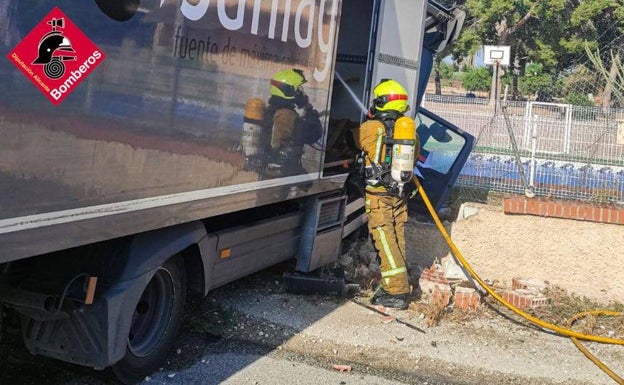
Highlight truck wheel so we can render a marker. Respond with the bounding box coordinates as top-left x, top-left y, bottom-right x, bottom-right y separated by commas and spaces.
112, 255, 186, 384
